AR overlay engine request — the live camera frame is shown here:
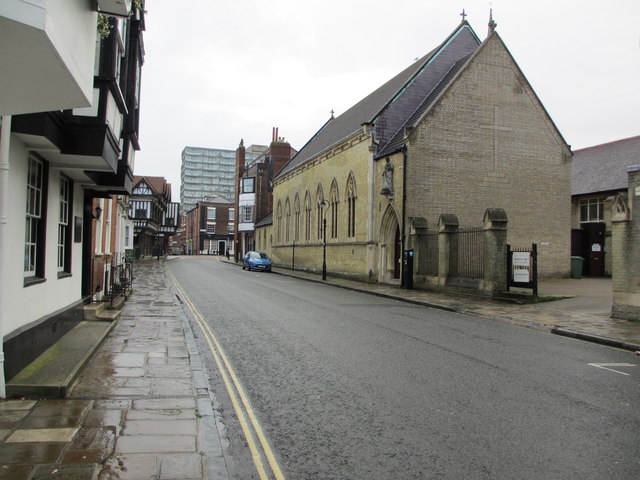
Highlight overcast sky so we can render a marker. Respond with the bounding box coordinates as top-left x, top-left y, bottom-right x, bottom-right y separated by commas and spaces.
135, 0, 640, 198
